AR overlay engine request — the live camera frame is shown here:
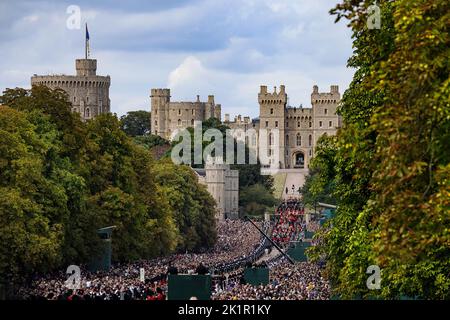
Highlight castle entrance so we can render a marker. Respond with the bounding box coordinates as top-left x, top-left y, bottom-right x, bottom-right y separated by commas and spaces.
293, 152, 305, 169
